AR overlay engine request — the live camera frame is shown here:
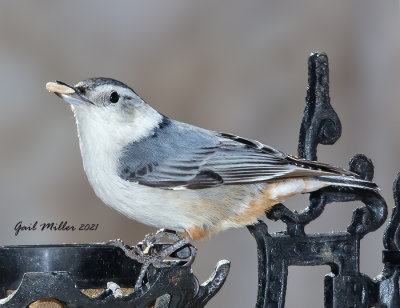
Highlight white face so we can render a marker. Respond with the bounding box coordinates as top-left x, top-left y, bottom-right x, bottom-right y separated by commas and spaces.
54, 79, 163, 145
73, 83, 146, 121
